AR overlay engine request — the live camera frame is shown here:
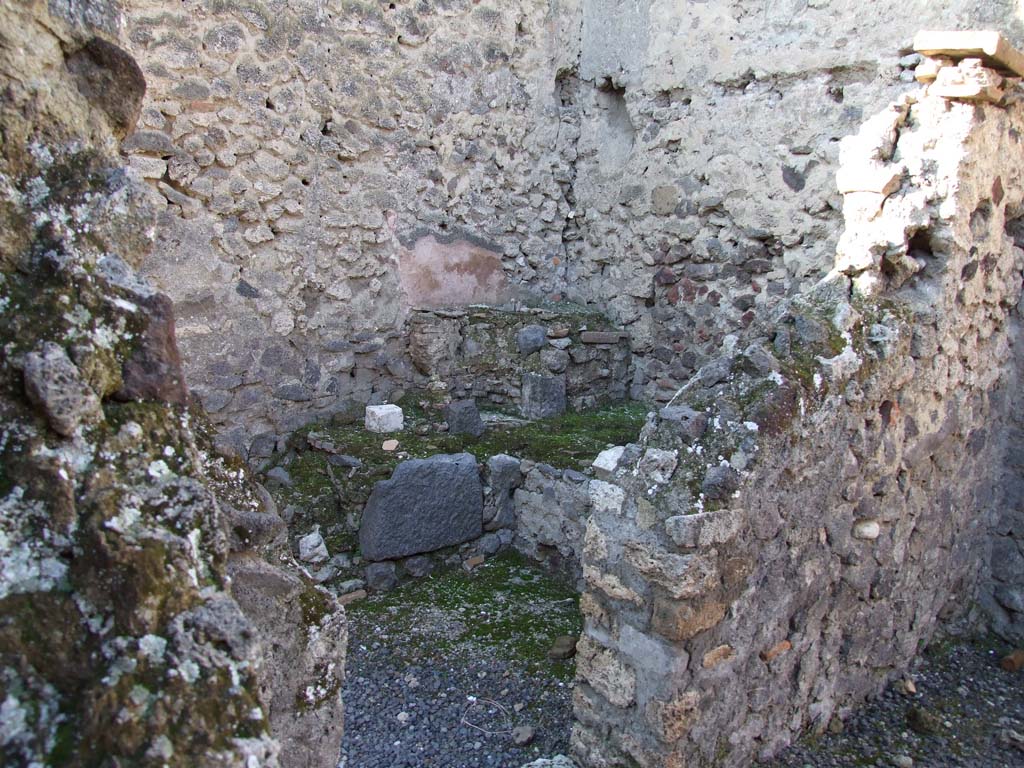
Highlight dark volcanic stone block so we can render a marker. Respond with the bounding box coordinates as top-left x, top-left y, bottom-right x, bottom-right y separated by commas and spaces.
359, 453, 483, 561
521, 373, 566, 419
446, 398, 485, 437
